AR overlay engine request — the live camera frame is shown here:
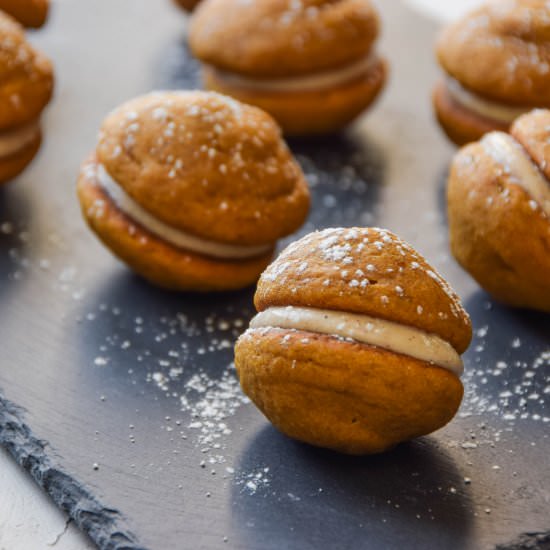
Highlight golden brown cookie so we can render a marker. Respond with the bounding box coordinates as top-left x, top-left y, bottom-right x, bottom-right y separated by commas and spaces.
0, 0, 49, 28
0, 12, 53, 184
77, 91, 310, 292
235, 227, 472, 455
189, 0, 387, 136
173, 0, 201, 12
434, 0, 550, 146
448, 109, 550, 311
